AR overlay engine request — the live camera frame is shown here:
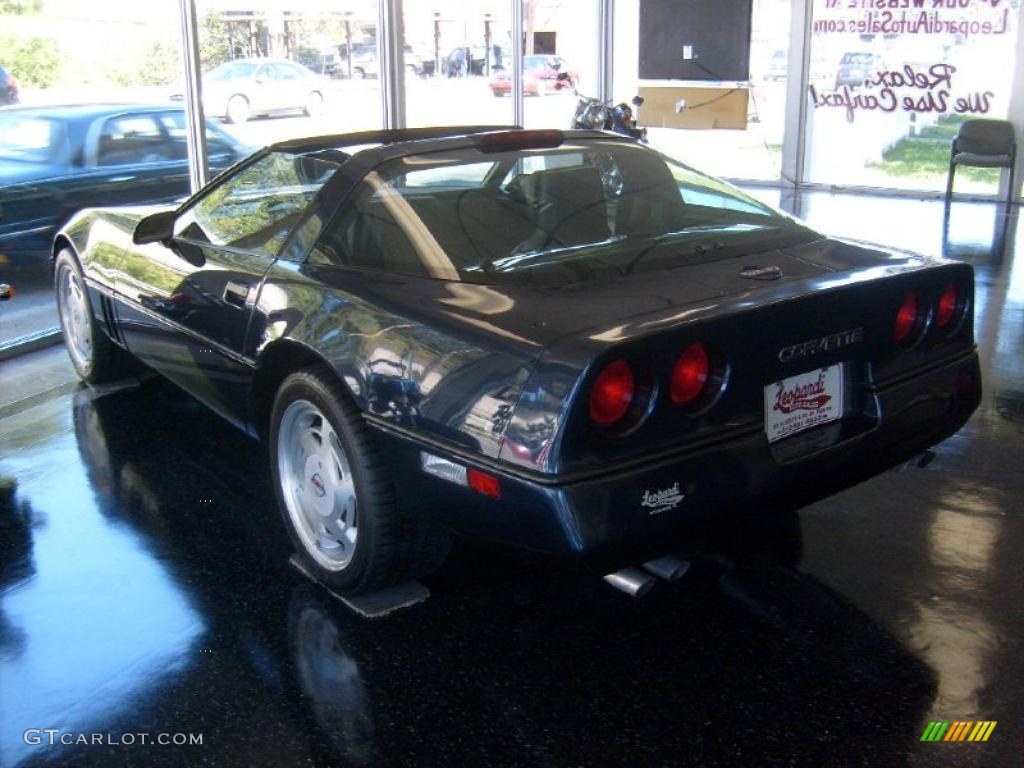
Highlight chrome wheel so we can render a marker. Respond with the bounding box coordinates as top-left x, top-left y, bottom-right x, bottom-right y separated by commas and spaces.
57, 261, 93, 374
277, 399, 358, 570
304, 91, 324, 118
226, 94, 250, 124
